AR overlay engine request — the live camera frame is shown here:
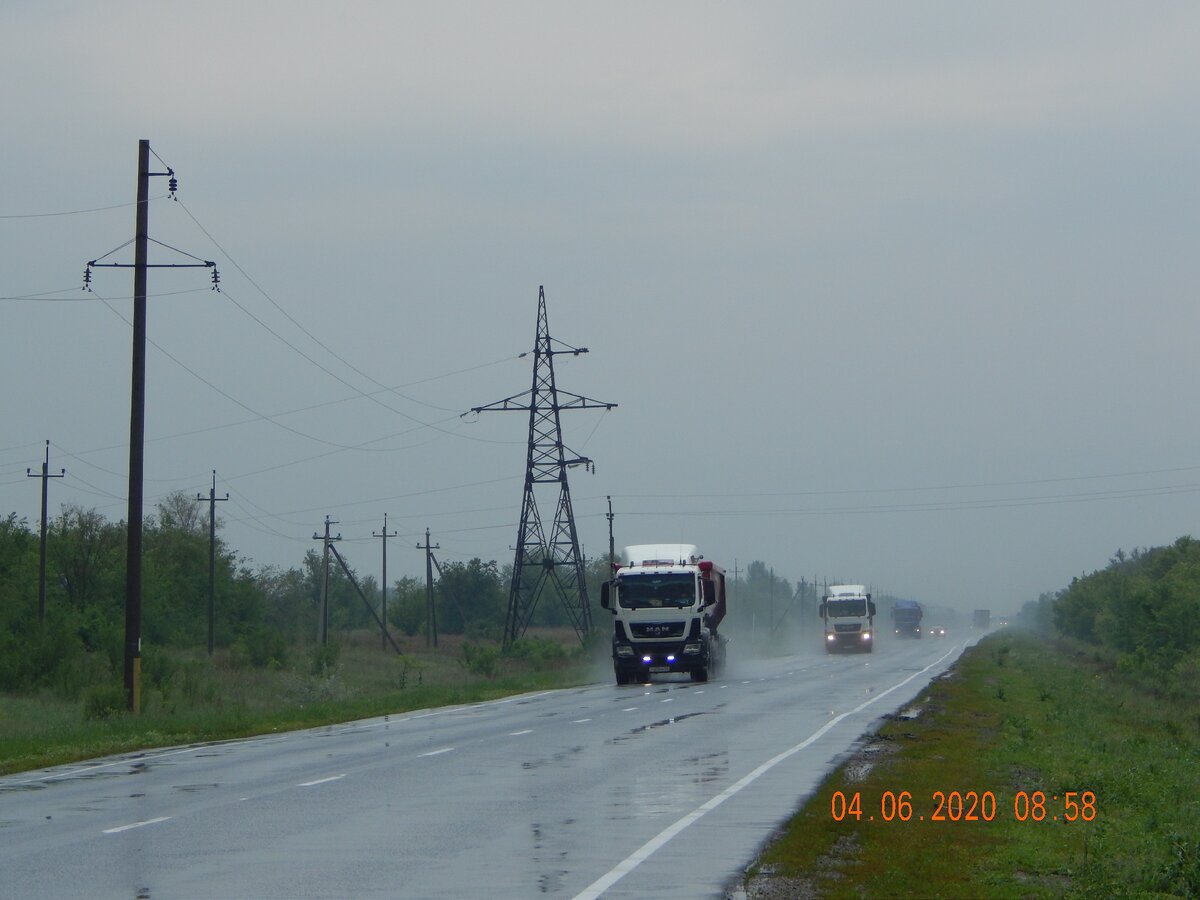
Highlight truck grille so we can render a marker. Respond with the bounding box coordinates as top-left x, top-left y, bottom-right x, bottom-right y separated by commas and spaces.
834, 623, 862, 633
631, 622, 686, 639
